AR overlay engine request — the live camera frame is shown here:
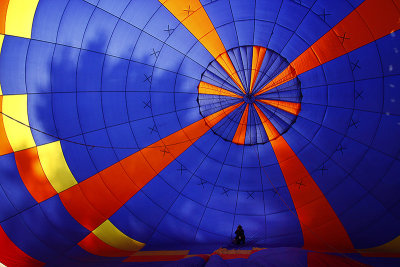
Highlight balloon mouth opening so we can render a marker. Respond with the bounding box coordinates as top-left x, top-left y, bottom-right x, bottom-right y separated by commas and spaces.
243, 94, 256, 104
197, 45, 302, 146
